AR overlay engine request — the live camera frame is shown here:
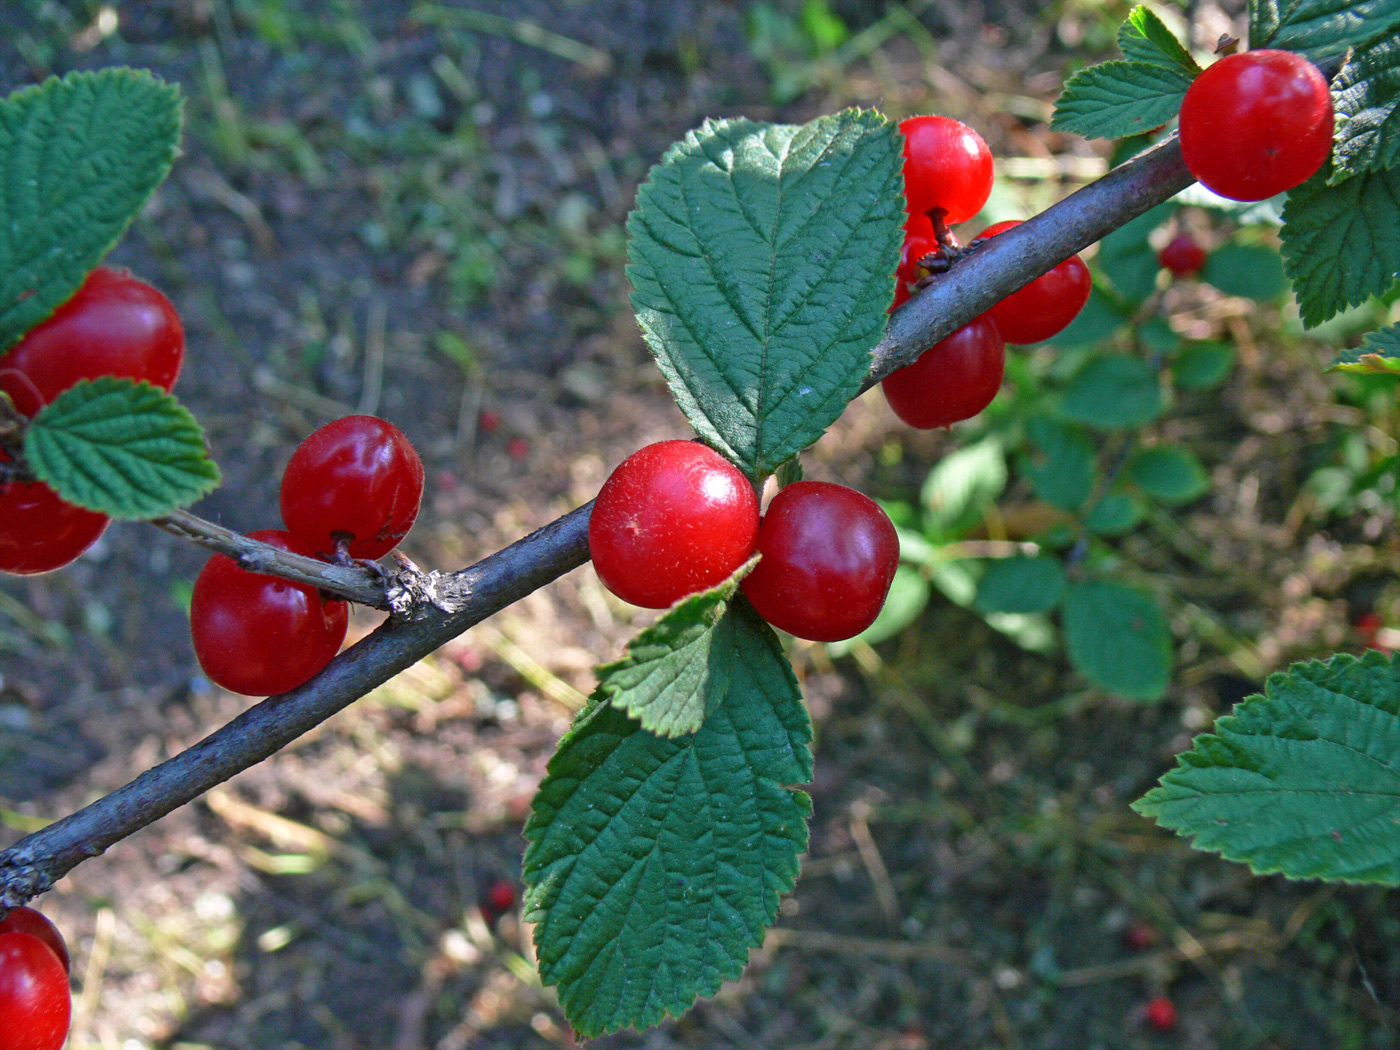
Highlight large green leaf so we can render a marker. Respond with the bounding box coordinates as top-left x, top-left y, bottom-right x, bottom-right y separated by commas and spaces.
0, 70, 182, 354
24, 377, 220, 519
596, 560, 754, 738
1061, 579, 1171, 700
1330, 323, 1400, 374
1331, 32, 1400, 179
1135, 652, 1400, 885
626, 111, 903, 480
1051, 60, 1192, 140
1250, 0, 1400, 60
523, 601, 812, 1037
1280, 166, 1400, 327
